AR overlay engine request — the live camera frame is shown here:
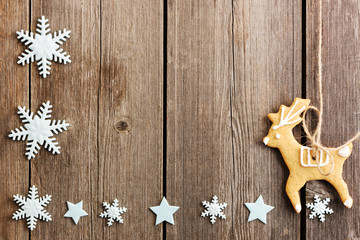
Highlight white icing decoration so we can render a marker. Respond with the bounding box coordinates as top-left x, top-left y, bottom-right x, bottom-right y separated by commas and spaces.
344, 199, 353, 208
263, 137, 269, 145
300, 146, 329, 168
272, 100, 305, 129
337, 146, 350, 157
275, 134, 281, 139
